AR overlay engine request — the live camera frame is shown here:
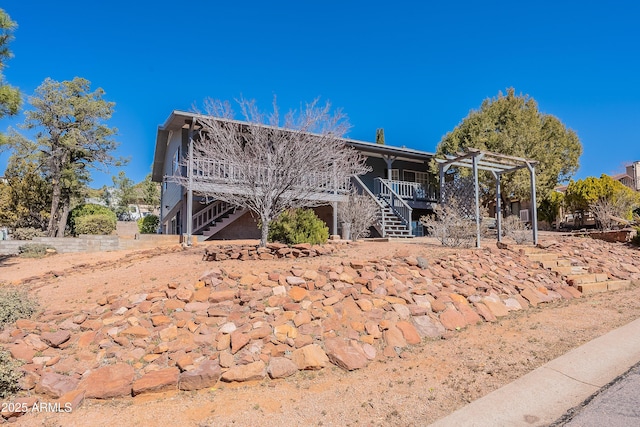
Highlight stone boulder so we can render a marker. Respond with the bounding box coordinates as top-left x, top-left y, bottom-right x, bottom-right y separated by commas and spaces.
132, 367, 179, 396
267, 357, 299, 379
35, 372, 79, 398
221, 361, 267, 382
291, 344, 329, 370
178, 360, 222, 391
80, 363, 135, 399
324, 338, 369, 371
